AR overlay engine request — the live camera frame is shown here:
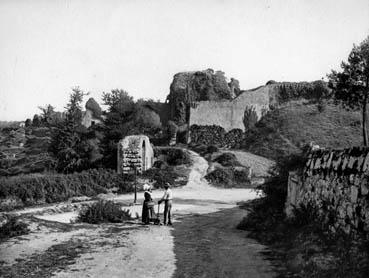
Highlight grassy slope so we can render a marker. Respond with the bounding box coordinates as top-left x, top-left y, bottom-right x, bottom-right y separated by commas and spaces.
242, 102, 362, 160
